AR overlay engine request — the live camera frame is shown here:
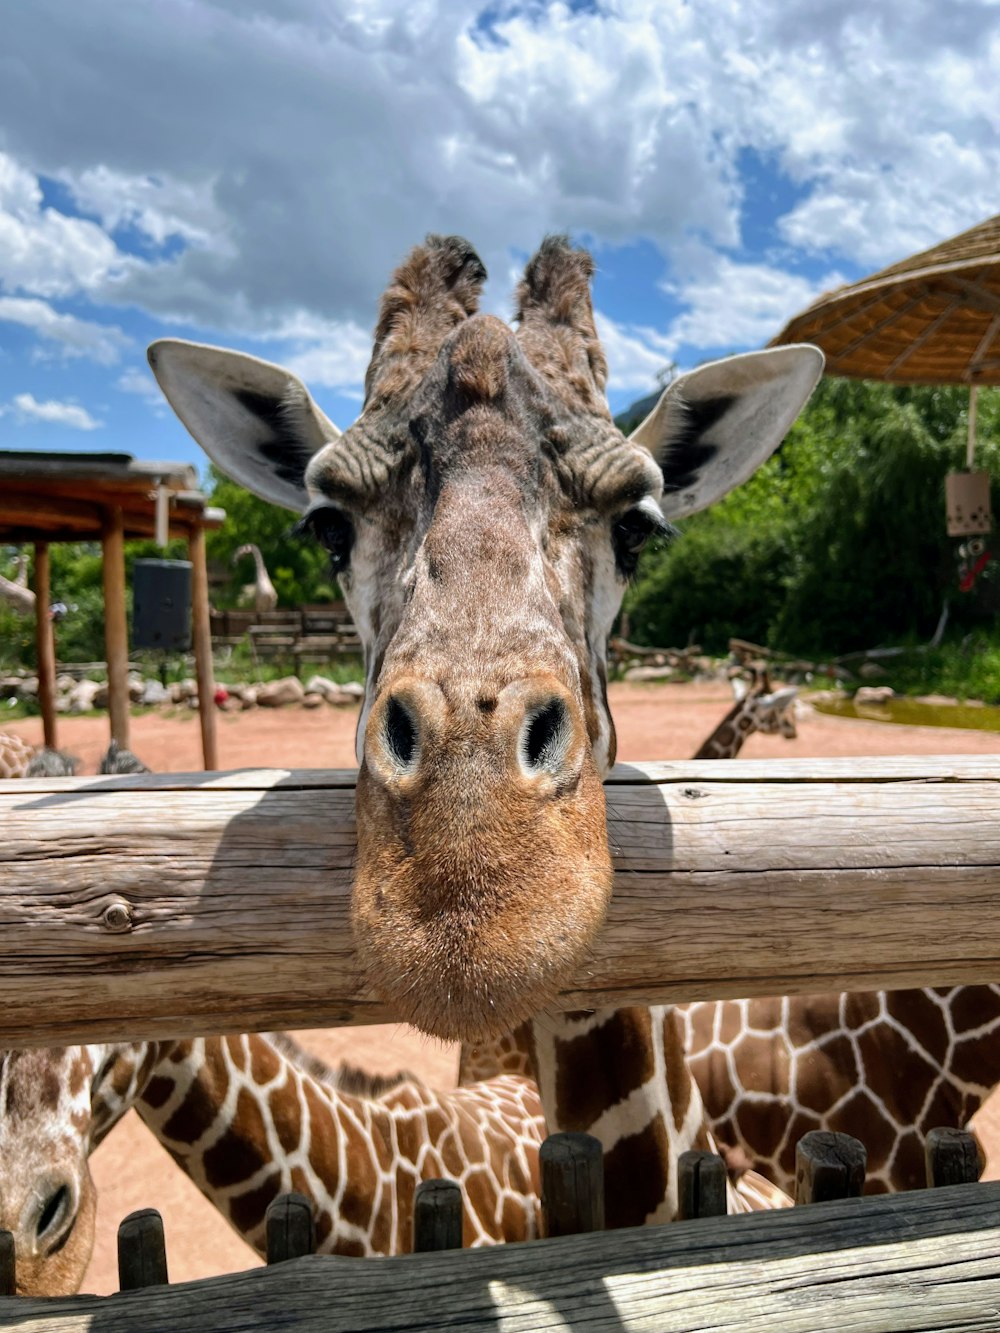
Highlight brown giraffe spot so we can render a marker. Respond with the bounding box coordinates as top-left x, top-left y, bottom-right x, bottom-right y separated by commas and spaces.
734, 1095, 790, 1160
917, 1083, 961, 1136
947, 1031, 999, 1088
436, 1125, 466, 1179
290, 1165, 310, 1197
394, 1169, 419, 1252
950, 986, 1000, 1035
555, 1009, 654, 1129
141, 1075, 174, 1110
250, 1039, 282, 1085
891, 1130, 926, 1193
501, 1194, 532, 1242
733, 1031, 791, 1096
857, 1025, 936, 1117
689, 1047, 737, 1123
795, 1036, 859, 1113
370, 1185, 393, 1254
776, 1109, 823, 1182
302, 1083, 340, 1175
603, 1117, 670, 1229
392, 1111, 422, 1165
336, 1236, 366, 1257
163, 1063, 230, 1144
269, 1085, 302, 1156
746, 996, 782, 1032
885, 990, 949, 1065
718, 1003, 744, 1045
464, 1165, 499, 1233
336, 1116, 379, 1232
315, 1211, 334, 1246
228, 1172, 281, 1234
69, 1059, 87, 1097
226, 1035, 249, 1071
783, 994, 843, 1049
828, 1089, 895, 1172
841, 990, 881, 1029
203, 1087, 270, 1188
662, 1011, 694, 1131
